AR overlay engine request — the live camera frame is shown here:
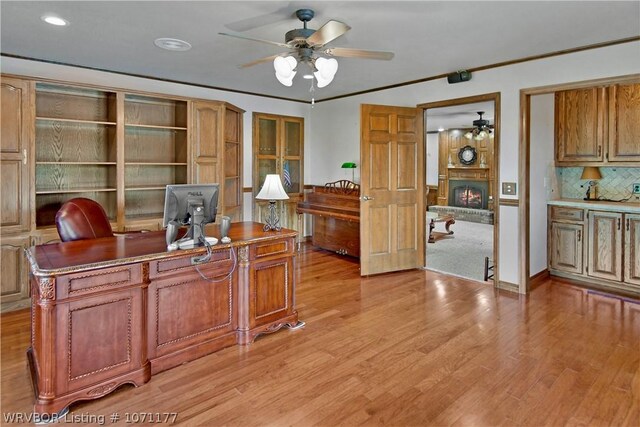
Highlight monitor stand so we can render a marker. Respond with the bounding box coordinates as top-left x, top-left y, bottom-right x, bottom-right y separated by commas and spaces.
177, 236, 218, 249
